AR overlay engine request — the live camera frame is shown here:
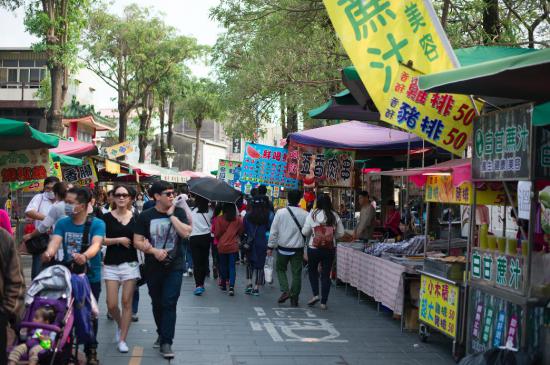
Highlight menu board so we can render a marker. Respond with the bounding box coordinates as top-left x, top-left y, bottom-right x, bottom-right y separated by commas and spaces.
241, 143, 298, 189
473, 105, 532, 181
419, 274, 459, 338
